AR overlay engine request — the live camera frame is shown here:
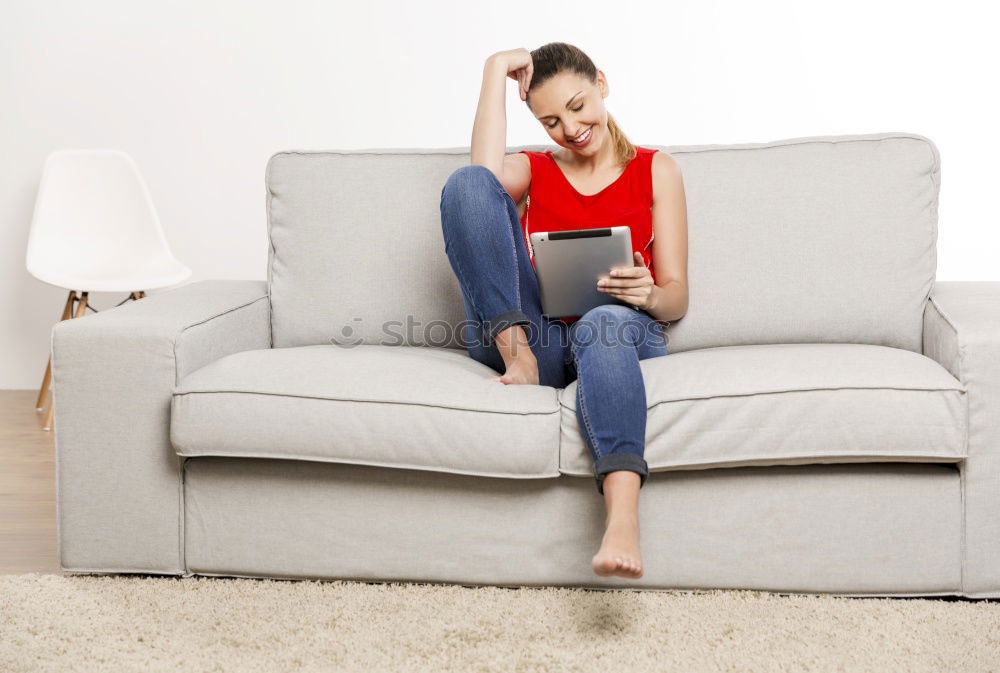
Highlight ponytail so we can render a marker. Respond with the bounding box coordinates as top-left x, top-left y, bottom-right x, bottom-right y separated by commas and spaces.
605, 112, 637, 168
